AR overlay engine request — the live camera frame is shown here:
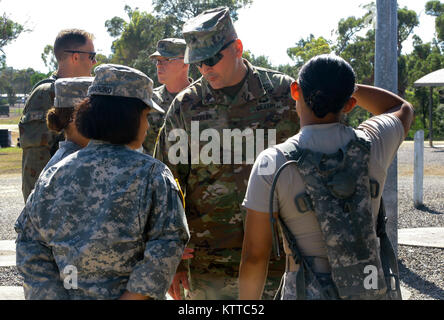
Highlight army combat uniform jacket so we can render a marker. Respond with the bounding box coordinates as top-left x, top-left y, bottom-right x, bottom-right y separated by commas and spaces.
157, 59, 299, 298
15, 140, 190, 300
43, 140, 82, 172
143, 85, 178, 156
19, 75, 62, 201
